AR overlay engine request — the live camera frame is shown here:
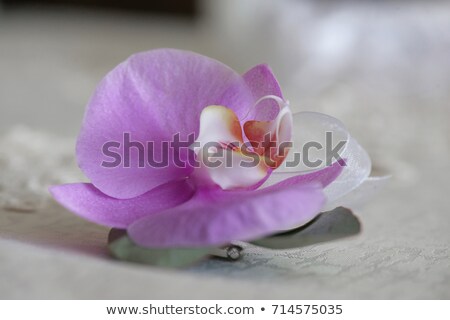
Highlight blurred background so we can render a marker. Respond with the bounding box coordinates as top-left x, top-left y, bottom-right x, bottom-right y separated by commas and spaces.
1, 0, 449, 169
0, 0, 449, 299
